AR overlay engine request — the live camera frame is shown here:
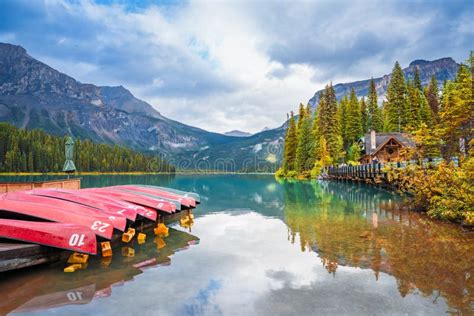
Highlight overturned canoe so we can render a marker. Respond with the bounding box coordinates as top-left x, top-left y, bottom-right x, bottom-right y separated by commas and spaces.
0, 219, 97, 255
29, 189, 137, 222
85, 188, 174, 215
137, 185, 201, 203
116, 185, 196, 208
0, 196, 114, 239
4, 192, 126, 232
